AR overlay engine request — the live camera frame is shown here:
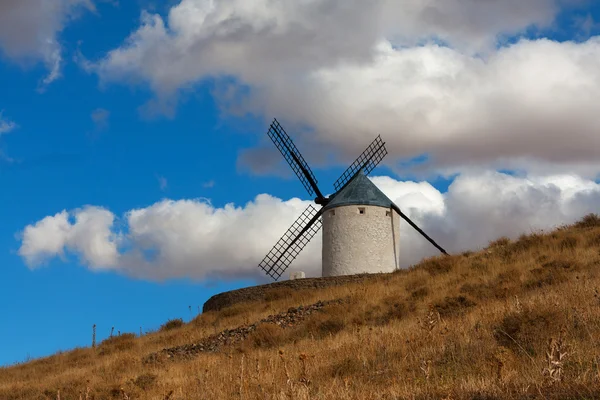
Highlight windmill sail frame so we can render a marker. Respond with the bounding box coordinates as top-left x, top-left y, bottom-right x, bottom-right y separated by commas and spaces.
332, 135, 387, 192
258, 118, 447, 281
267, 119, 323, 200
258, 204, 324, 281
